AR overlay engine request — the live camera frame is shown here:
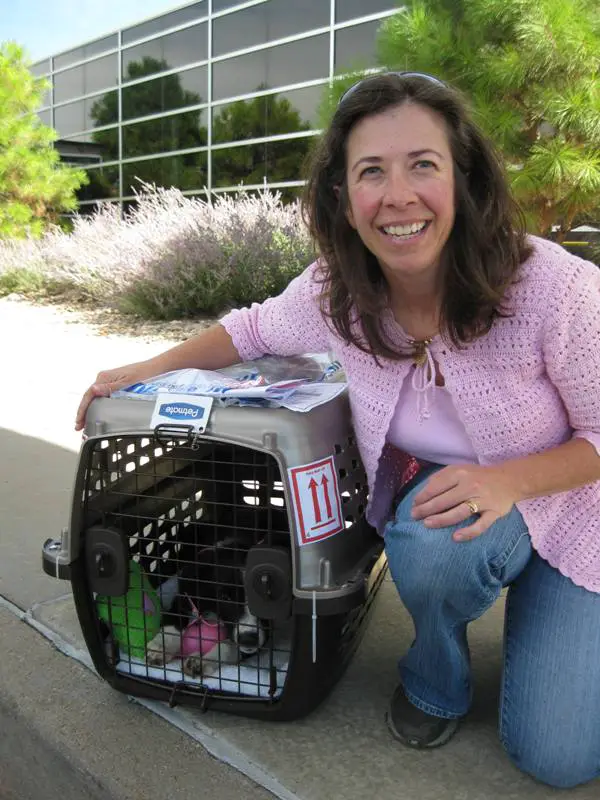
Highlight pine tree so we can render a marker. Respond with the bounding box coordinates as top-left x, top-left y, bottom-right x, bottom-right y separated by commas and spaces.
332, 0, 600, 241
0, 42, 87, 238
